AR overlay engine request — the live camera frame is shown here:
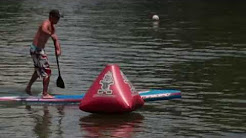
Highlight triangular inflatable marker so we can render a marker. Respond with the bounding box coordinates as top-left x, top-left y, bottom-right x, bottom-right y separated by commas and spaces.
79, 64, 144, 113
